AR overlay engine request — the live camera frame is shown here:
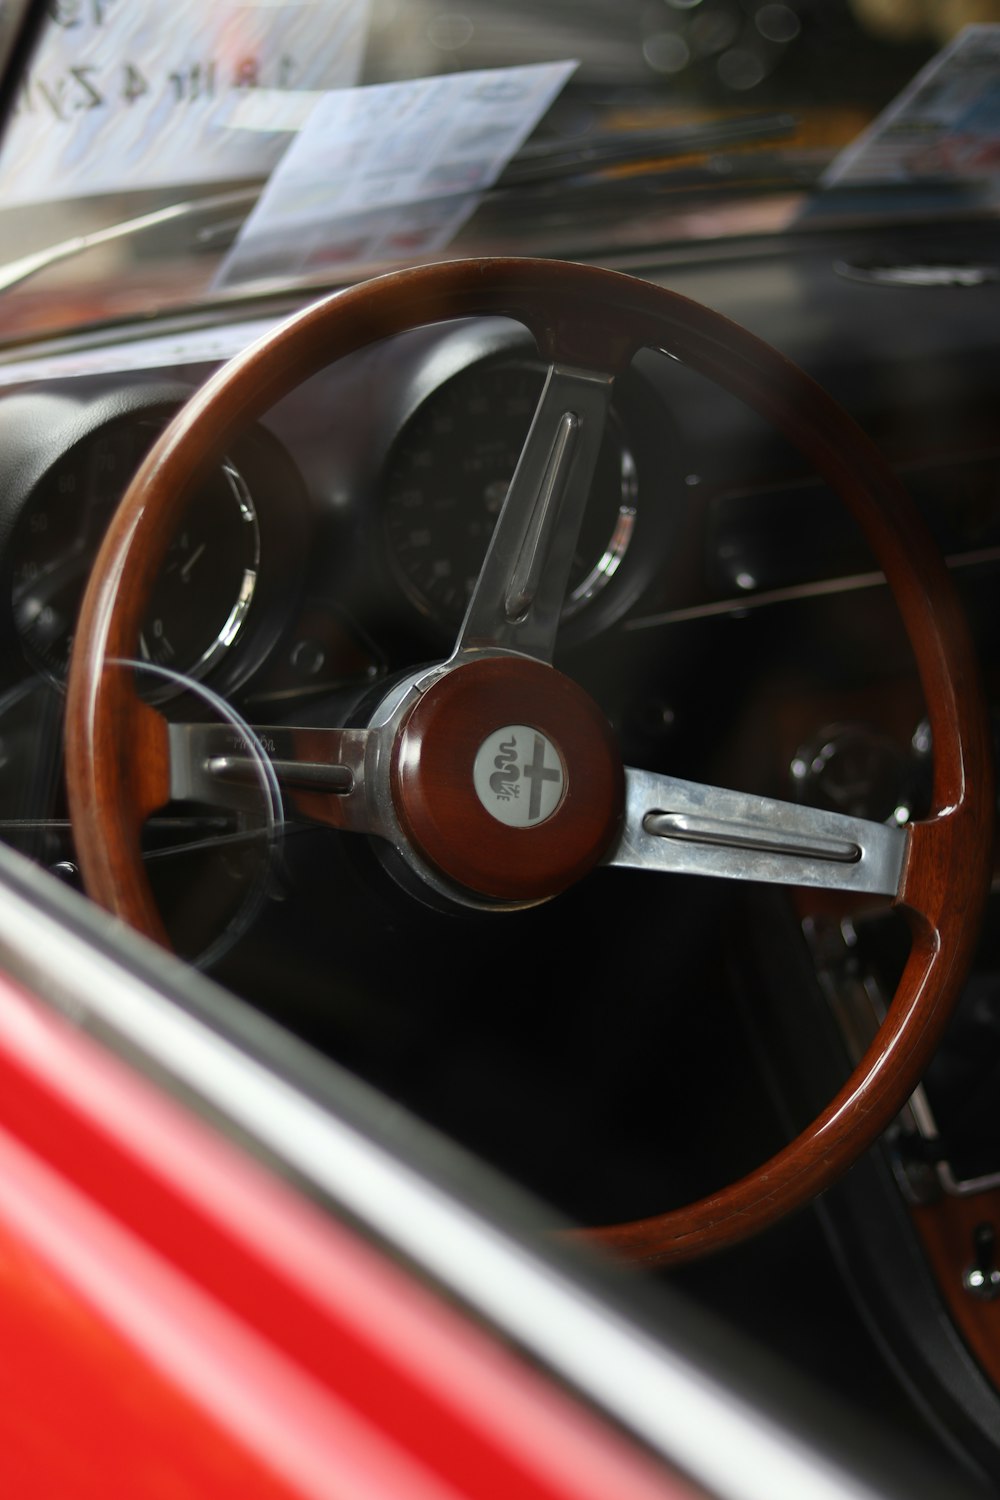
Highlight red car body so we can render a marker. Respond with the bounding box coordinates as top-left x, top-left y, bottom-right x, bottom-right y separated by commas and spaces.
0, 957, 699, 1500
